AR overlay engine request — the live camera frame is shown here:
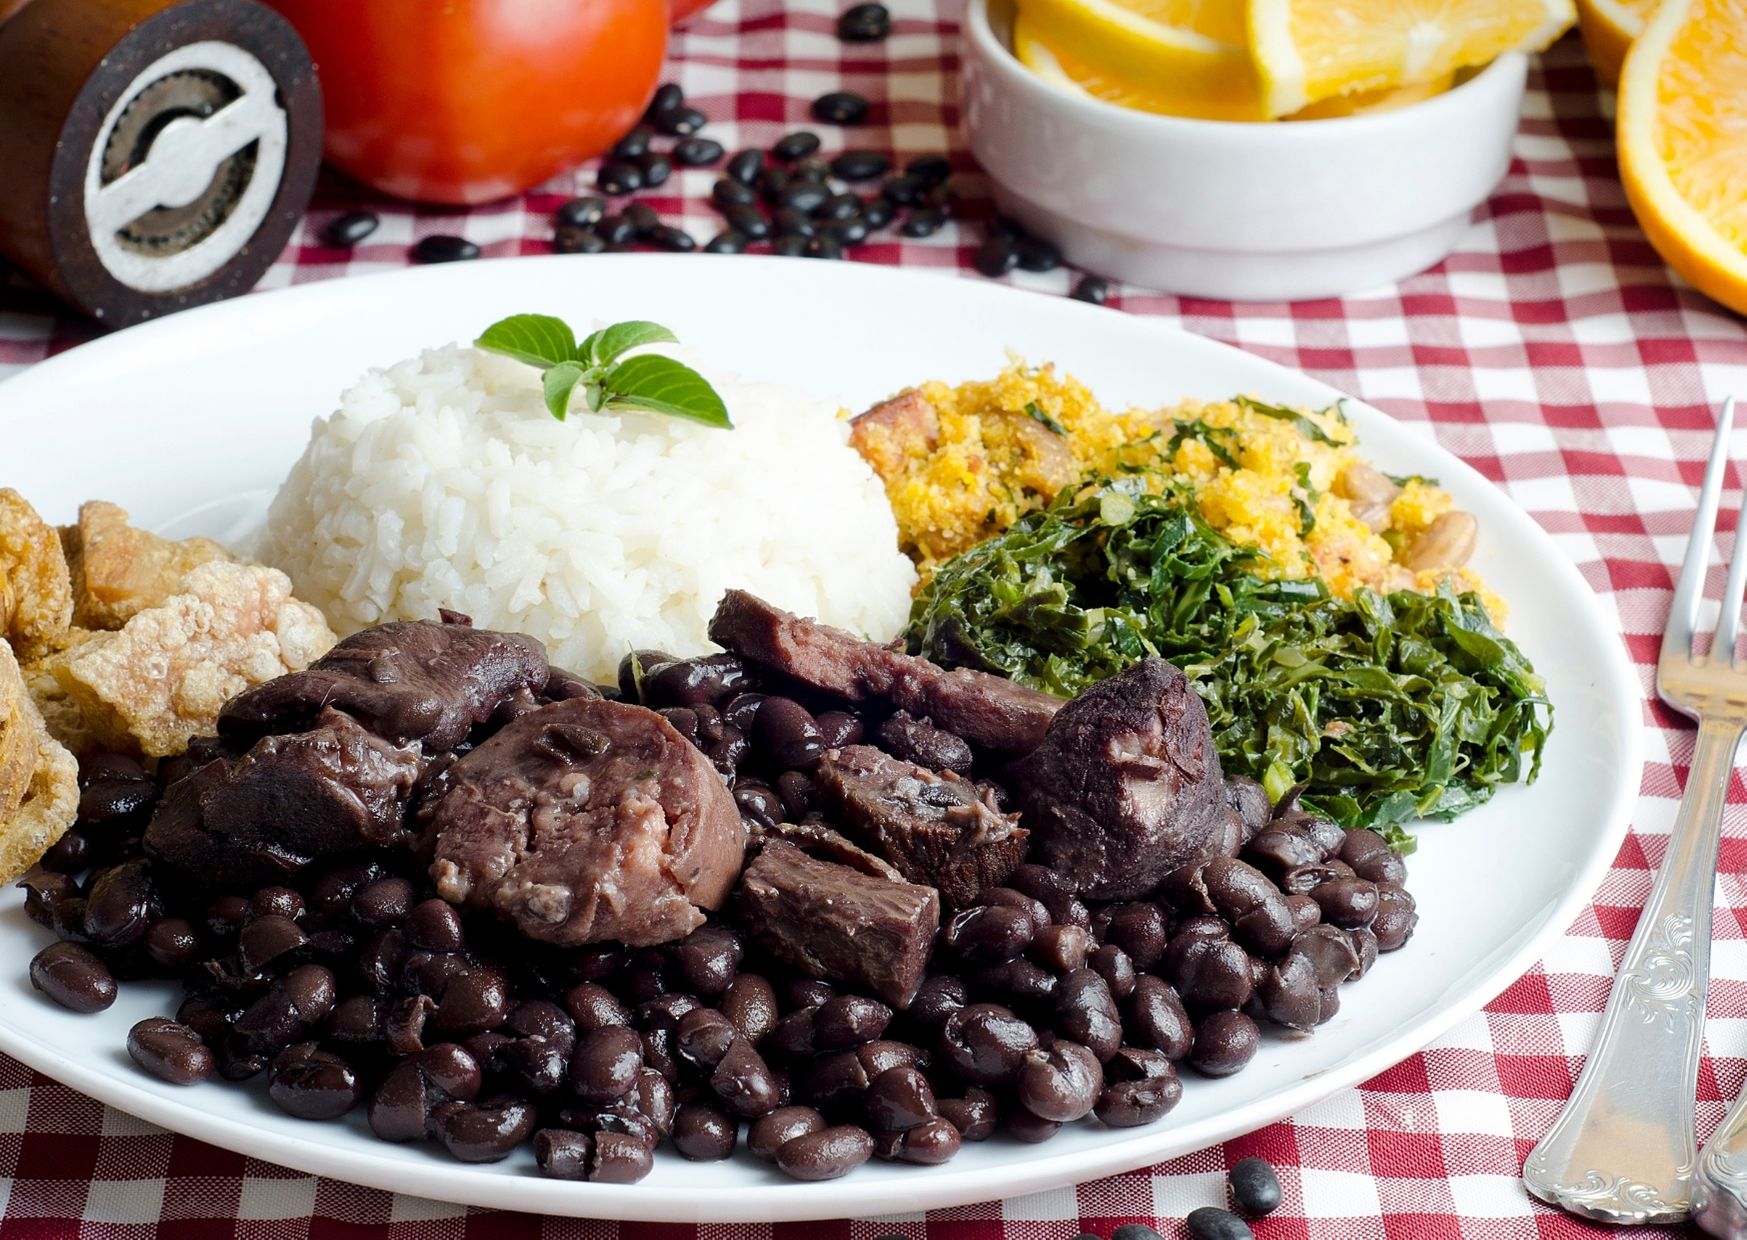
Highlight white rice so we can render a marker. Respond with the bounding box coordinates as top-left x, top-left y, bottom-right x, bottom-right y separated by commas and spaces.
259, 344, 917, 682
